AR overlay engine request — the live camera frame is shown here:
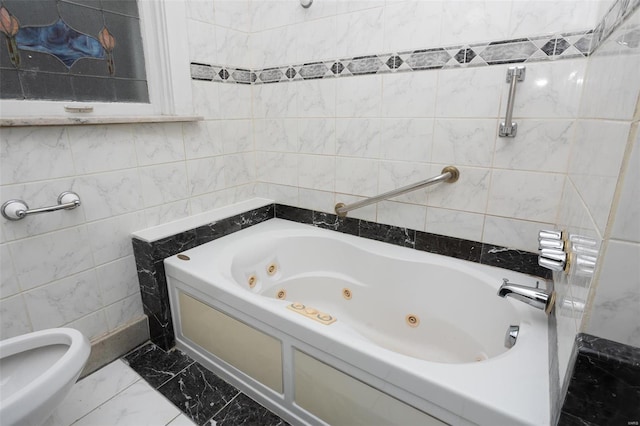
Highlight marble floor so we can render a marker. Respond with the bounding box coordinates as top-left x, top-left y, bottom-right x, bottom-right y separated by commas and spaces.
43, 342, 289, 426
